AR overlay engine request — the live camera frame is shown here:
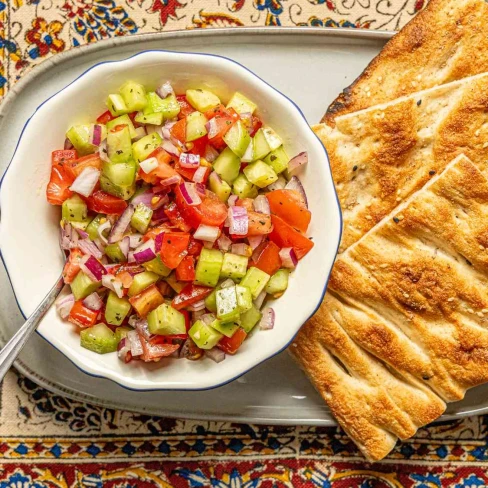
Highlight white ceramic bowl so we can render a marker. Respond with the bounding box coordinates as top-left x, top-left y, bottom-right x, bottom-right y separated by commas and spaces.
0, 50, 341, 390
